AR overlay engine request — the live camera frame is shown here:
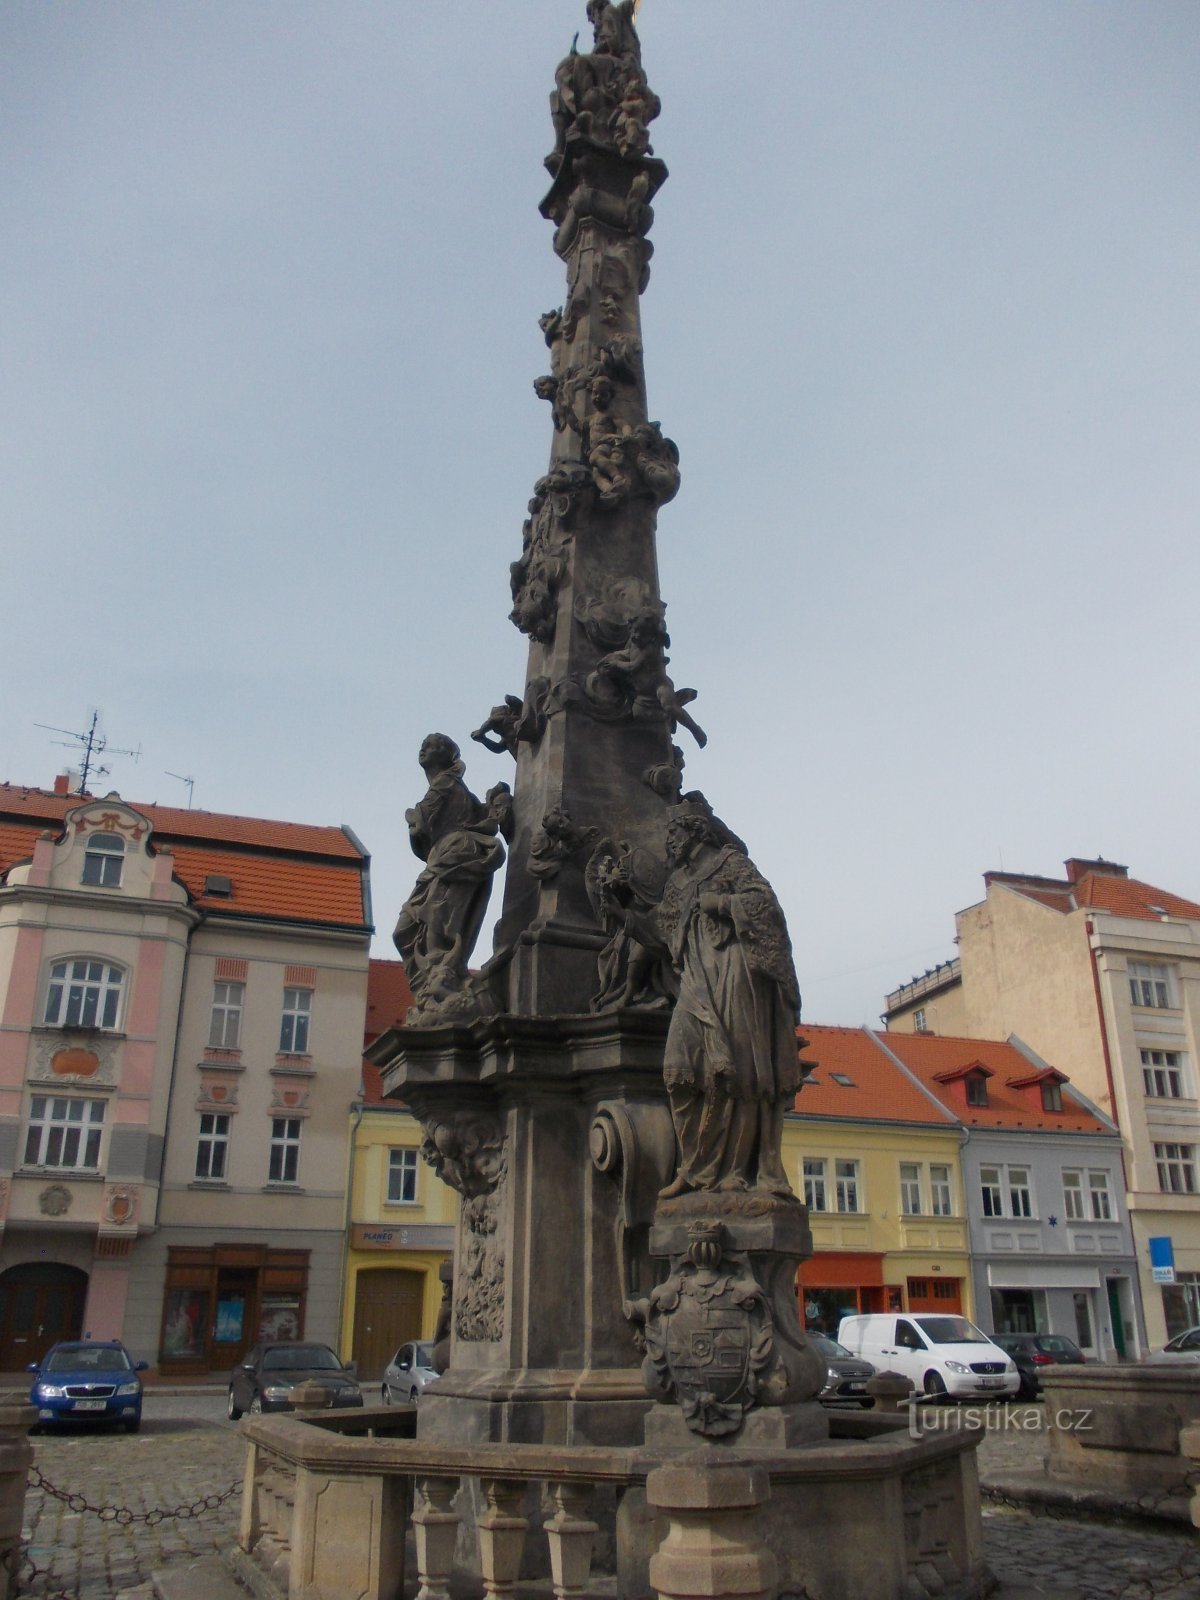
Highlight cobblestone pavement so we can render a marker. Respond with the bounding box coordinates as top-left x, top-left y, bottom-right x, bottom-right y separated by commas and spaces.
13, 1399, 1200, 1599
20, 1409, 243, 1599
